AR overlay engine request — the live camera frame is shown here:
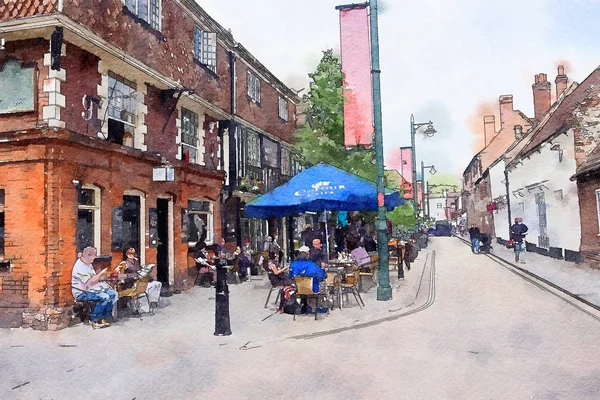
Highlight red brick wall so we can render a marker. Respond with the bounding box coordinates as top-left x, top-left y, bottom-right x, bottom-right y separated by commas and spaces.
144, 84, 179, 158
62, 43, 102, 137
0, 39, 48, 132
577, 177, 600, 254
63, 0, 231, 113
235, 61, 296, 143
